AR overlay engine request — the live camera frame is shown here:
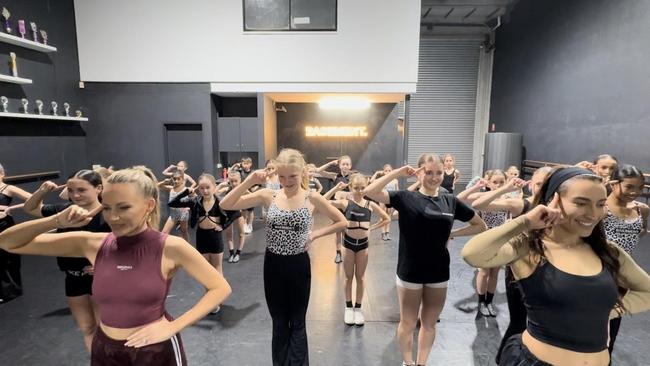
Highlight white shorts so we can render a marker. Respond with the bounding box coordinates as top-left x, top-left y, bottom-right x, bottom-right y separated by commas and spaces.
396, 275, 448, 289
